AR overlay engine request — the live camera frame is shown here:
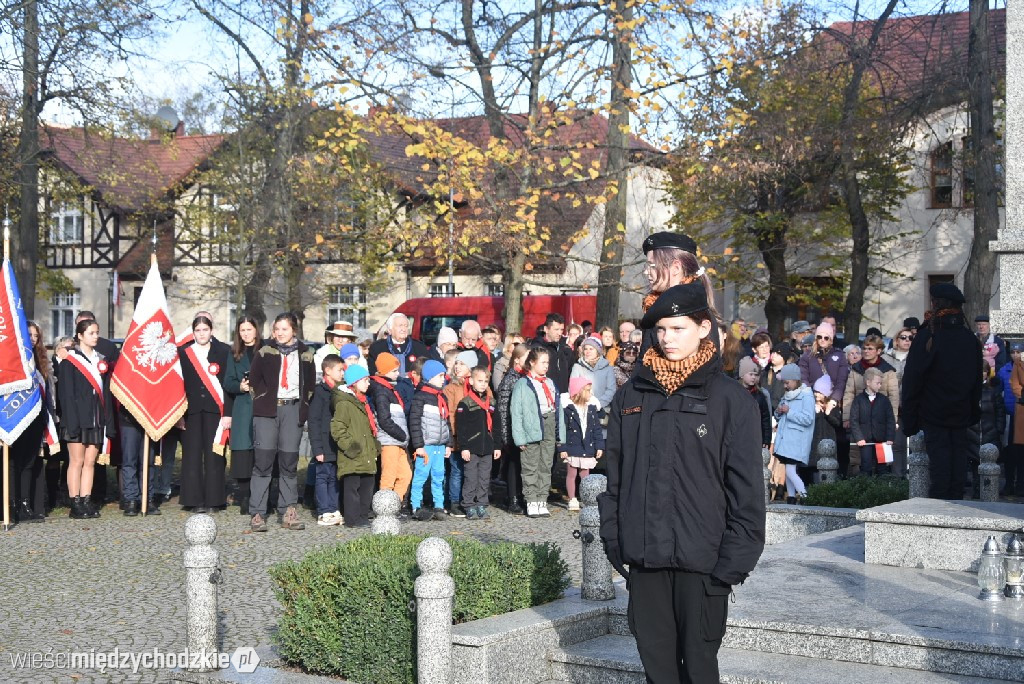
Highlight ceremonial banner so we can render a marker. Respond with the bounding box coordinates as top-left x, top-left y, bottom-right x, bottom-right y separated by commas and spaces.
0, 382, 42, 446
0, 257, 35, 395
111, 260, 187, 440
